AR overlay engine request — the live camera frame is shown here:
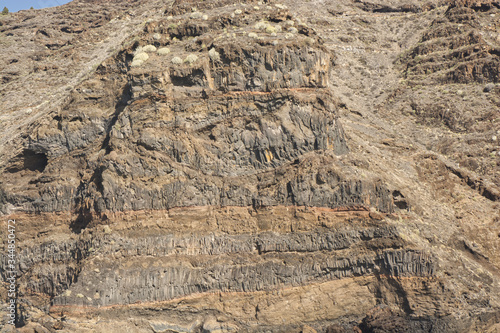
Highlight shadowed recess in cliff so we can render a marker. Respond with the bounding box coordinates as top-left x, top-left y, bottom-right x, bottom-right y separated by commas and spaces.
6, 149, 48, 173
